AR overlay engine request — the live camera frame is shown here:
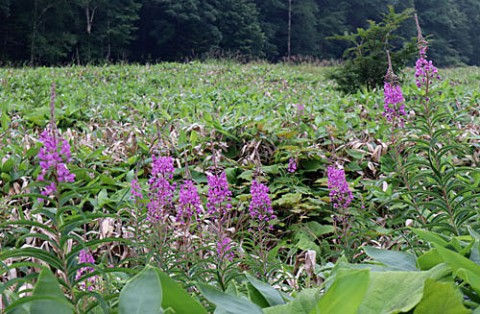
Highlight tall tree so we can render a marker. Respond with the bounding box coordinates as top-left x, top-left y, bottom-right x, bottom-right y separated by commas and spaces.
212, 0, 265, 58
290, 0, 319, 57
254, 0, 287, 60
134, 0, 221, 61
